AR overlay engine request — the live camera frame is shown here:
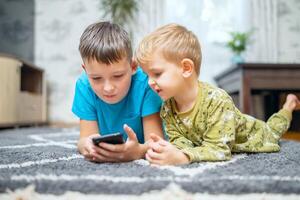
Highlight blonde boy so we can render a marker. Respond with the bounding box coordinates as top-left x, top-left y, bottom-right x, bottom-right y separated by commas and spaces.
135, 23, 300, 165
72, 21, 164, 163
